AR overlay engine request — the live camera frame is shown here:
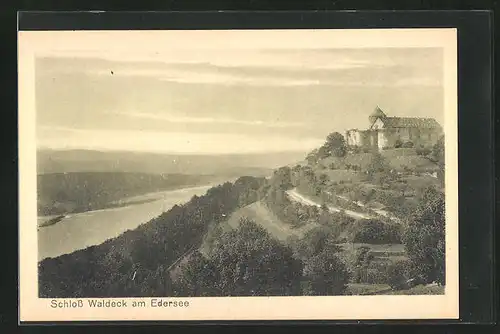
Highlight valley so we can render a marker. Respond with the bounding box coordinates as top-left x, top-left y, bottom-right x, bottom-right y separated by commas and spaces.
37, 131, 446, 297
